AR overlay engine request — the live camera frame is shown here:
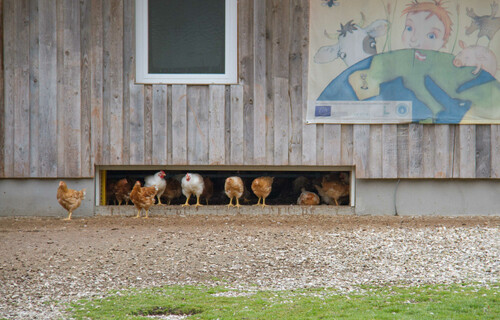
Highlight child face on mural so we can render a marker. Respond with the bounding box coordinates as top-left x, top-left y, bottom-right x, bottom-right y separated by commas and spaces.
401, 11, 446, 50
